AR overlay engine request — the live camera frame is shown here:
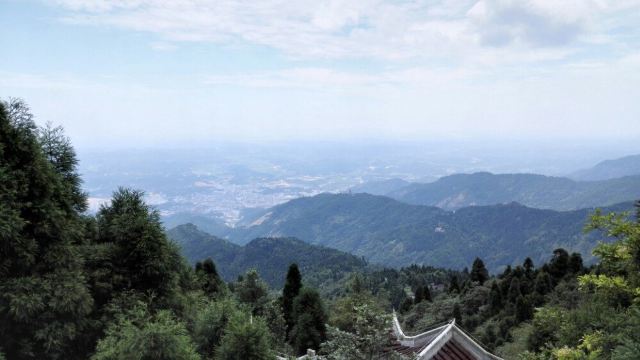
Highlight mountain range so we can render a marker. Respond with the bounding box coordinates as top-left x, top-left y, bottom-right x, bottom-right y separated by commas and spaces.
379, 172, 640, 210
167, 223, 367, 288
570, 154, 640, 181
224, 193, 632, 271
